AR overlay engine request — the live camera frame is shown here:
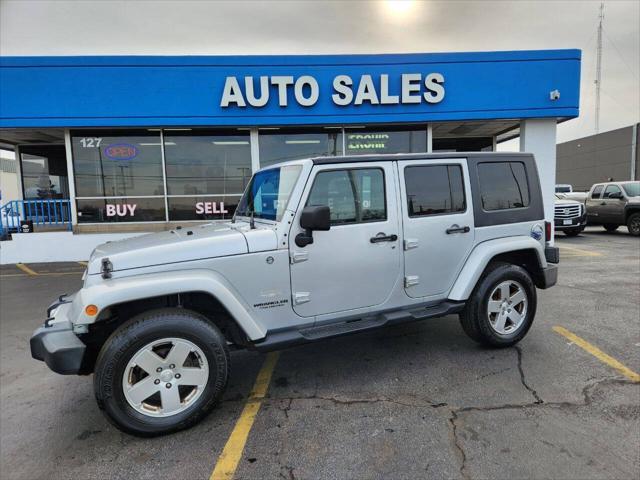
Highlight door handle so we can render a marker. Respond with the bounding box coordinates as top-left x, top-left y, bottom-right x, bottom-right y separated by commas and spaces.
446, 225, 471, 234
370, 233, 398, 243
